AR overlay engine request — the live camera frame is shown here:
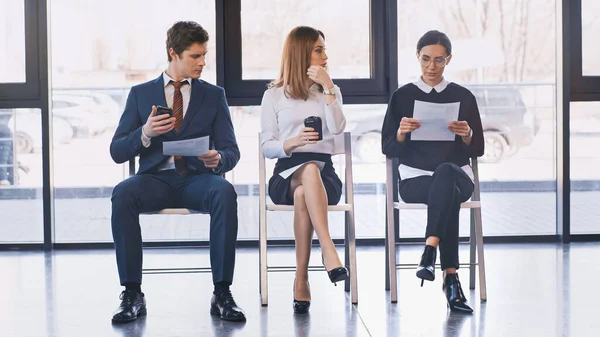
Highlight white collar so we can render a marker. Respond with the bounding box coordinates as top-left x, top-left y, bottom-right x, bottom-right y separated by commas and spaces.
162, 72, 191, 88
414, 77, 449, 93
